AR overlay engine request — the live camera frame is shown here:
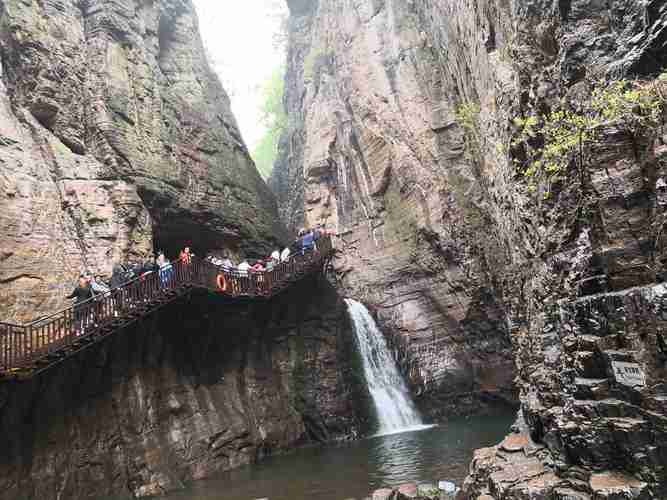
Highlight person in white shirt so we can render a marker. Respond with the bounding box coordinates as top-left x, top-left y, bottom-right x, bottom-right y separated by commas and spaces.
271, 249, 280, 261
280, 247, 290, 262
237, 259, 250, 277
